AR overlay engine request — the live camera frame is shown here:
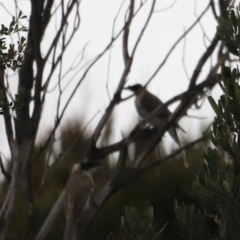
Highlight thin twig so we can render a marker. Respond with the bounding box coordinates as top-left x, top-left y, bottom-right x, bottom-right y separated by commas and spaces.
138, 136, 206, 176
154, 0, 178, 13
145, 3, 211, 88
182, 28, 190, 80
